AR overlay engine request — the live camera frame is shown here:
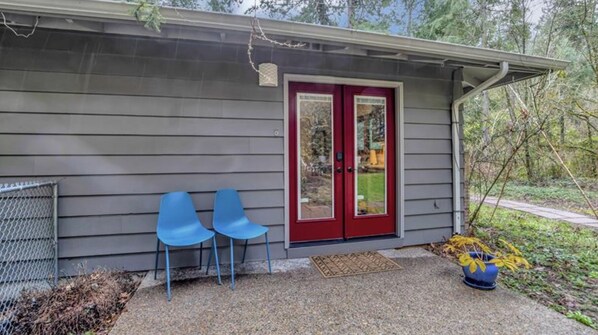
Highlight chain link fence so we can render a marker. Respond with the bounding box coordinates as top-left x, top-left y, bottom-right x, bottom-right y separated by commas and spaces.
0, 181, 58, 334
